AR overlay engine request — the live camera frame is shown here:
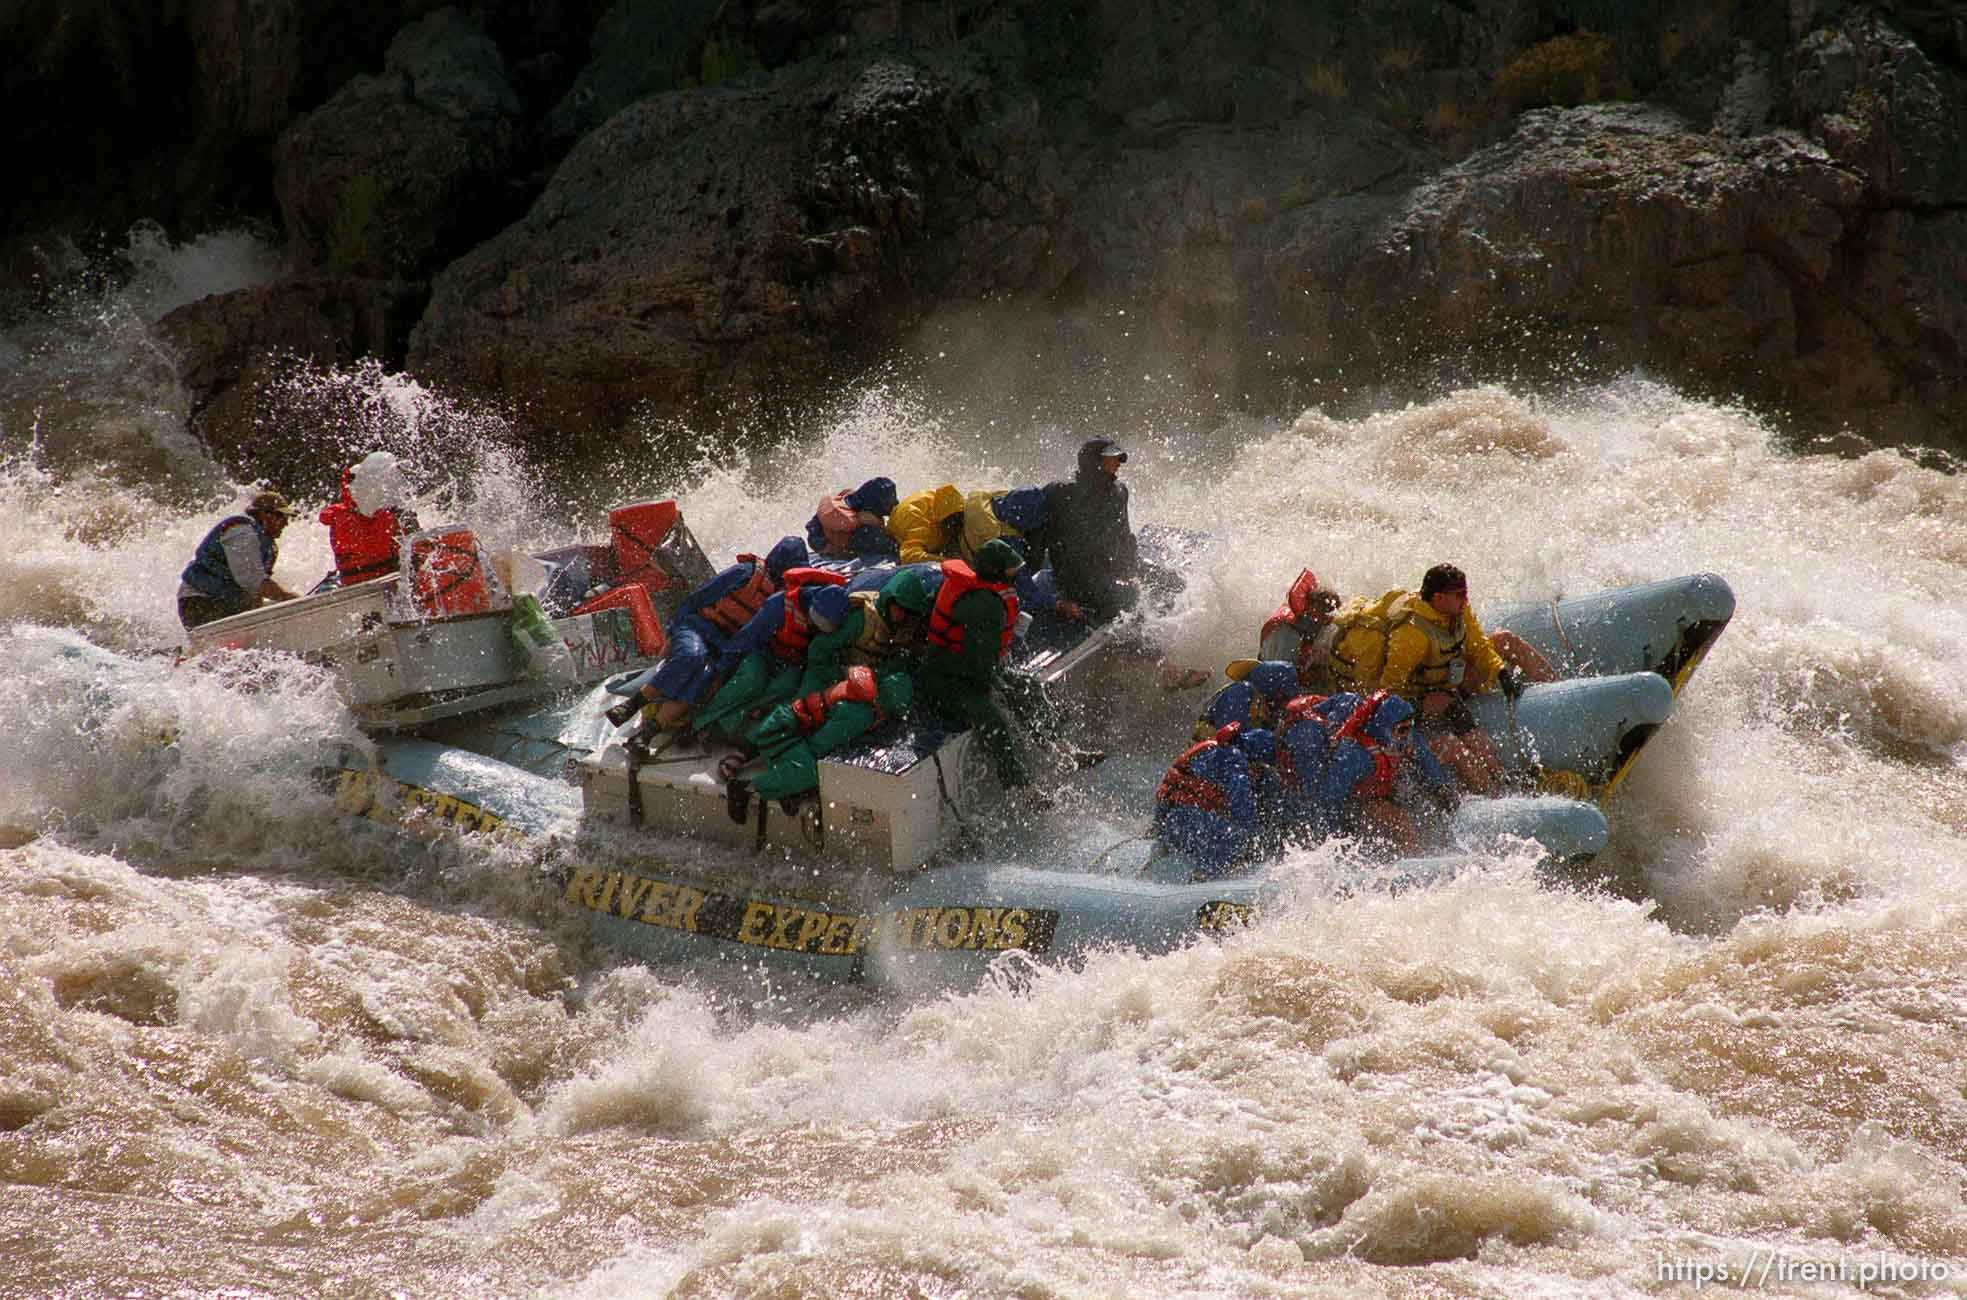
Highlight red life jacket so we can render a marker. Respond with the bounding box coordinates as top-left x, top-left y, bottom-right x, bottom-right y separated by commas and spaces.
925, 558, 1018, 659
765, 567, 848, 662
789, 664, 882, 734
1260, 569, 1338, 684
319, 482, 411, 585
1154, 724, 1239, 815
1328, 691, 1403, 799
698, 556, 775, 636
